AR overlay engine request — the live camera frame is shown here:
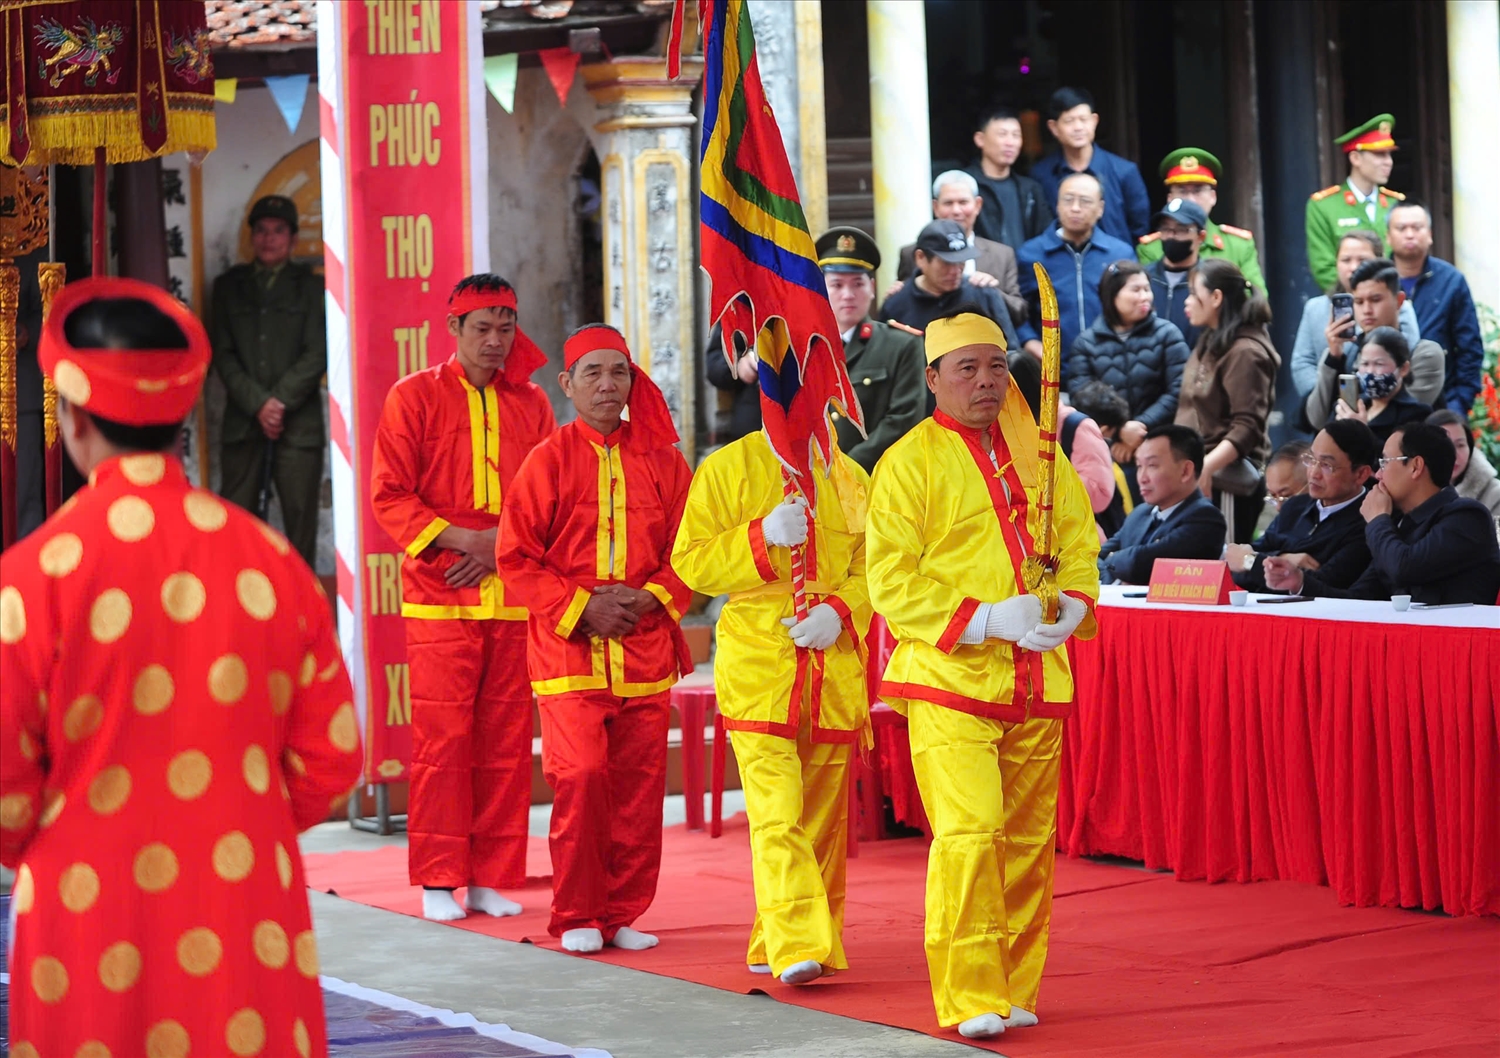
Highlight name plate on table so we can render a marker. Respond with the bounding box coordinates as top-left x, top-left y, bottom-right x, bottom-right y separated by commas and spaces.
1146, 559, 1235, 605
